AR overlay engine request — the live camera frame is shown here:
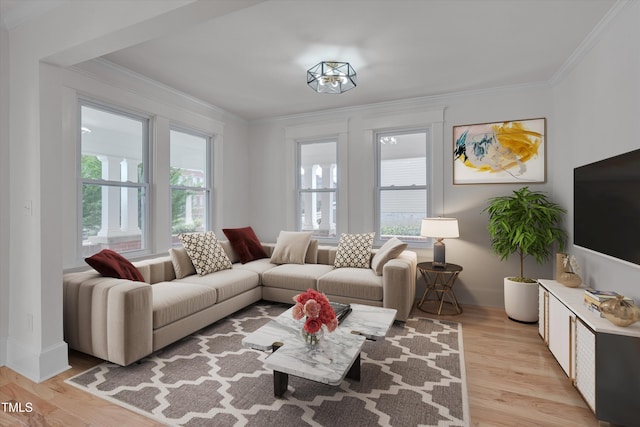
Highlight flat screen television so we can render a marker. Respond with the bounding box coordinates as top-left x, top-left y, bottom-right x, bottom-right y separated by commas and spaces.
574, 148, 640, 266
